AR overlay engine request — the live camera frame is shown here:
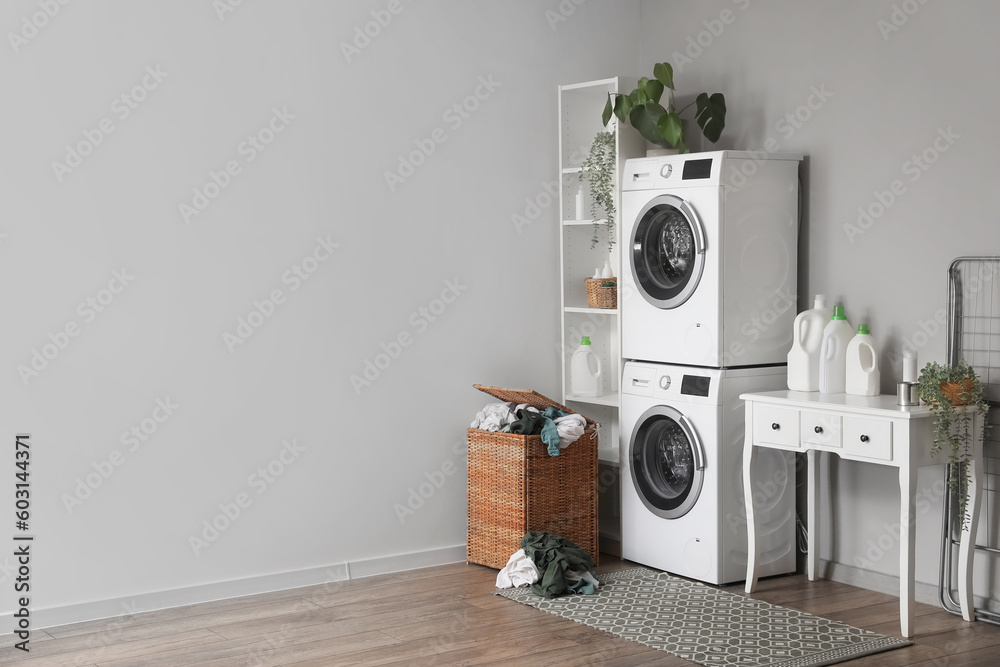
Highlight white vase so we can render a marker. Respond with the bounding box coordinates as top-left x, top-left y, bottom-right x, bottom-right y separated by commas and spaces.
646, 145, 680, 157
645, 118, 690, 156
